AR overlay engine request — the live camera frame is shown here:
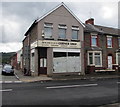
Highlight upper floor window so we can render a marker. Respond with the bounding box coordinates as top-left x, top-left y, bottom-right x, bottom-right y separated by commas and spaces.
91, 35, 97, 47
58, 24, 67, 39
44, 23, 53, 38
72, 26, 79, 40
118, 37, 120, 47
107, 36, 112, 48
